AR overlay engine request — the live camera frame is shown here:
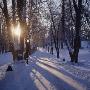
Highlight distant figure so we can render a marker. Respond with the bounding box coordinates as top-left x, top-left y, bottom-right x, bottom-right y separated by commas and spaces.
50, 46, 53, 54
48, 46, 49, 52
24, 40, 30, 64
24, 51, 29, 62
